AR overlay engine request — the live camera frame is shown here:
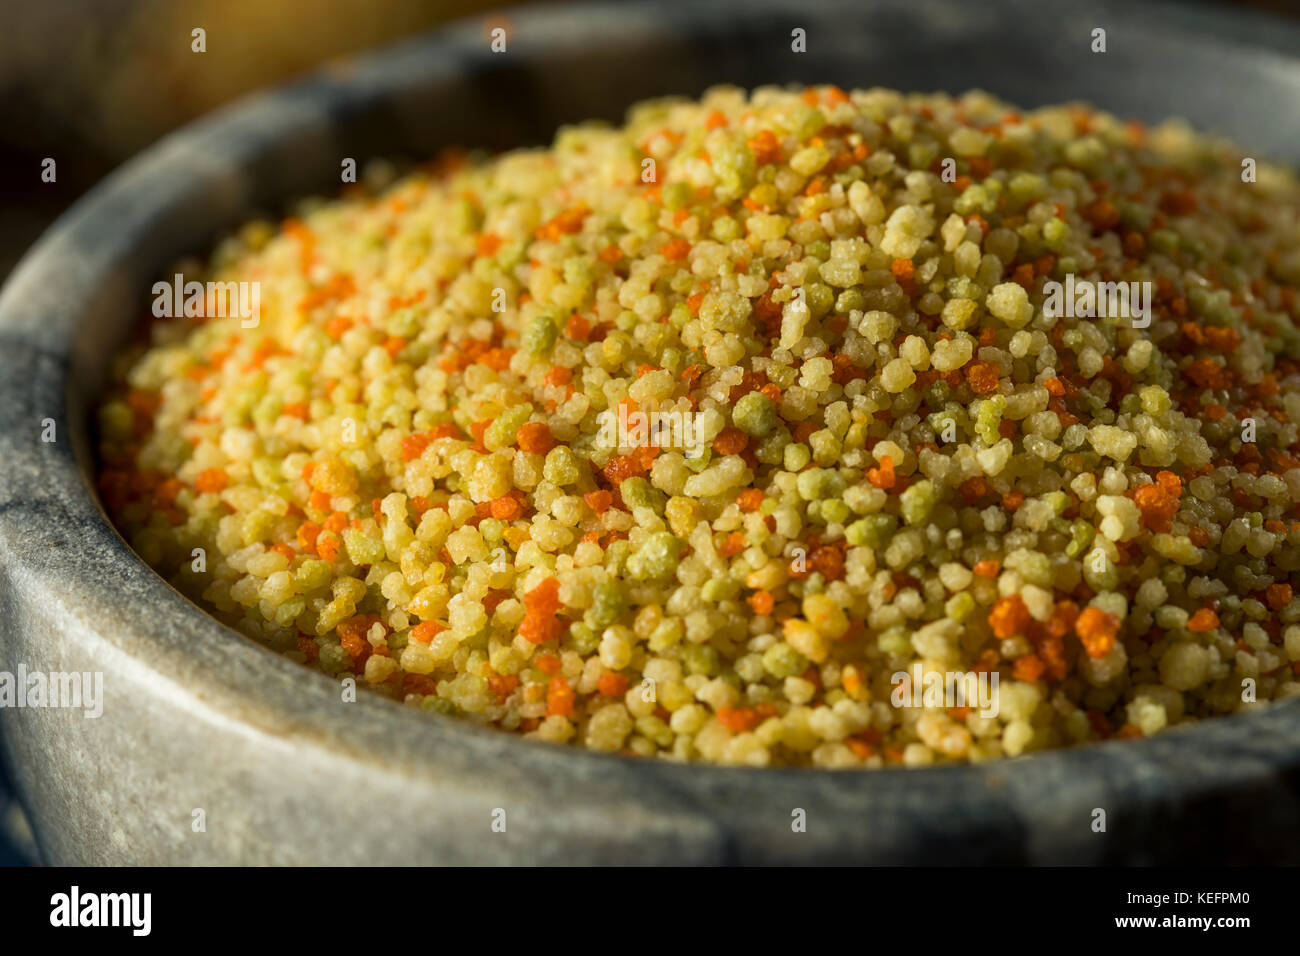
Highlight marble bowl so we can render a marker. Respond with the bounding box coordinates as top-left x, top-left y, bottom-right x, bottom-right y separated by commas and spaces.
2, 0, 1299, 864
